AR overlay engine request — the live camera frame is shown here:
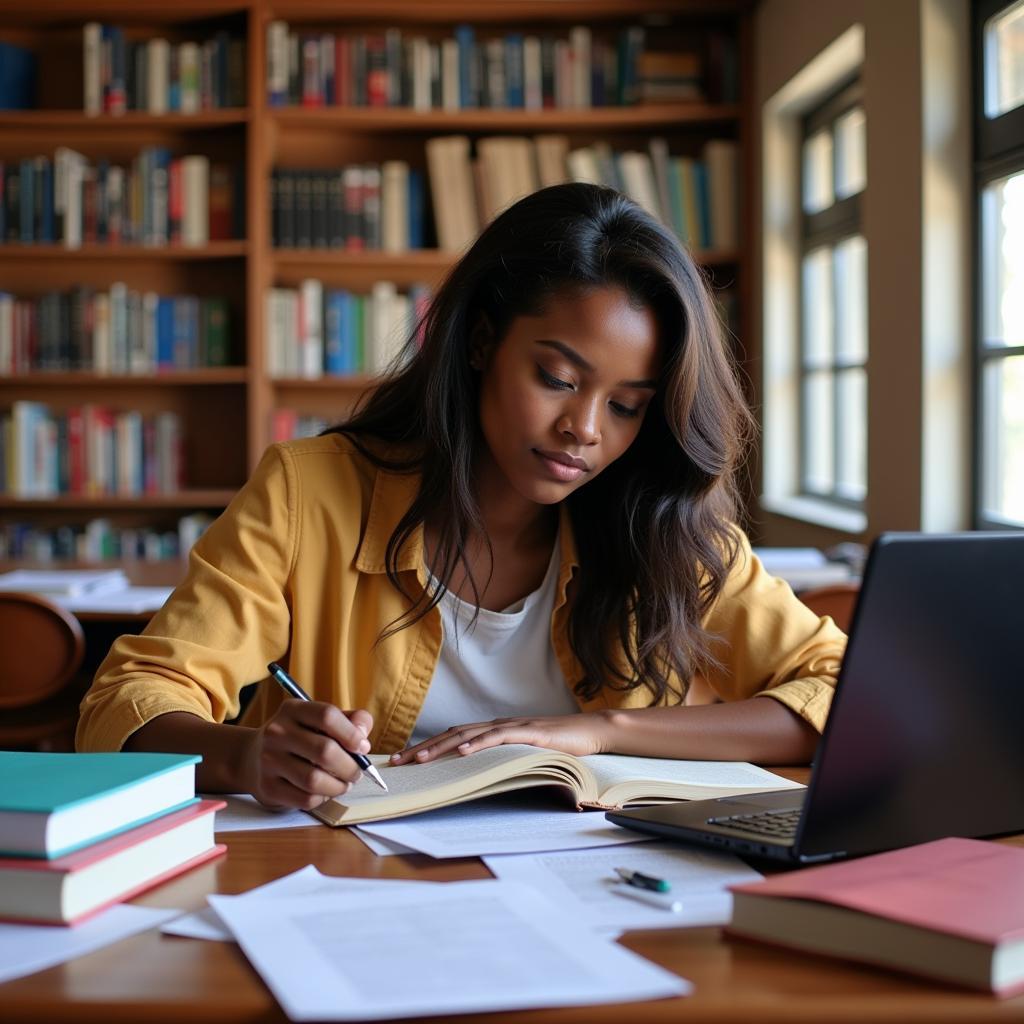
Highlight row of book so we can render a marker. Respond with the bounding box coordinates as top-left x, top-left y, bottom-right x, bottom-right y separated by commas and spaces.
426, 134, 738, 253
266, 280, 430, 379
0, 511, 213, 563
2, 402, 184, 499
270, 410, 329, 444
266, 22, 670, 110
0, 287, 230, 375
0, 150, 242, 248
271, 164, 424, 251
0, 752, 223, 926
83, 23, 247, 114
